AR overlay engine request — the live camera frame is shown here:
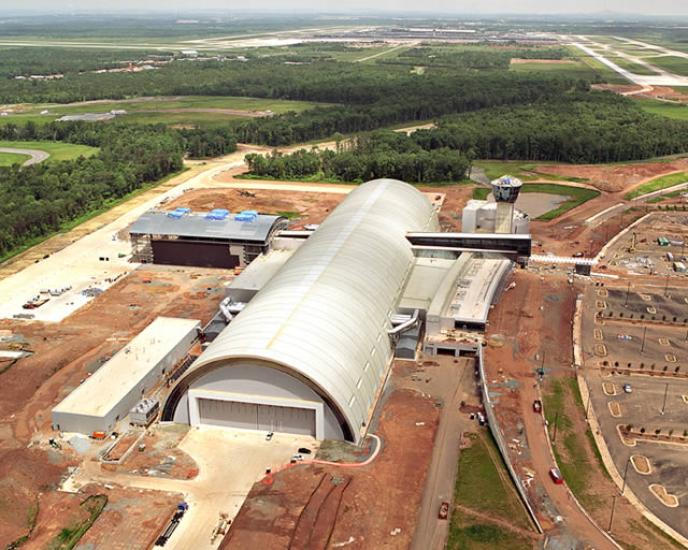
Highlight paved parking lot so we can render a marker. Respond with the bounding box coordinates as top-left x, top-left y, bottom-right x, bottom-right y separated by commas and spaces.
581, 285, 688, 538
